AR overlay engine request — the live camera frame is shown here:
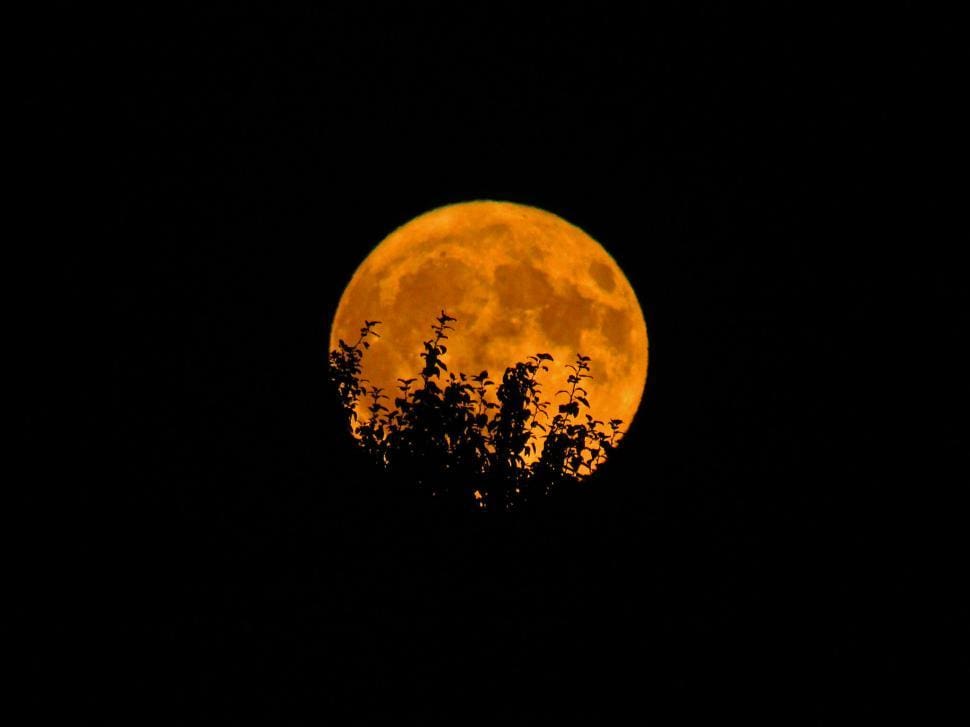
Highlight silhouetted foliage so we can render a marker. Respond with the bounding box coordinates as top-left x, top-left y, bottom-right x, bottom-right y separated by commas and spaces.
328, 313, 625, 511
